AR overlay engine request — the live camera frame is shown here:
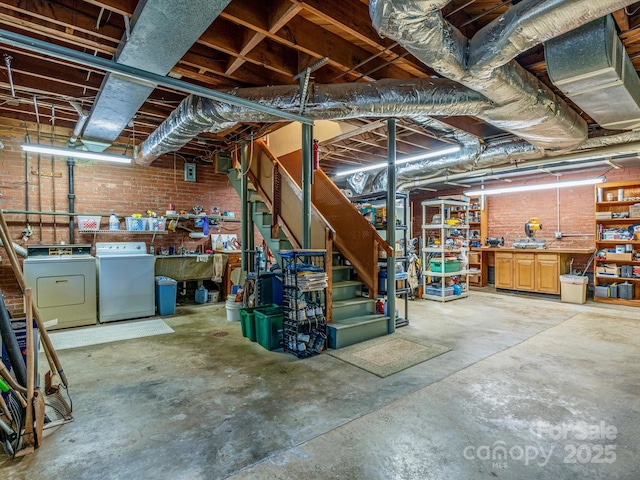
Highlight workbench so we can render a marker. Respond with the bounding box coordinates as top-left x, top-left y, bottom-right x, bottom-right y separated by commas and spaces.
154, 251, 241, 298
476, 247, 594, 294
